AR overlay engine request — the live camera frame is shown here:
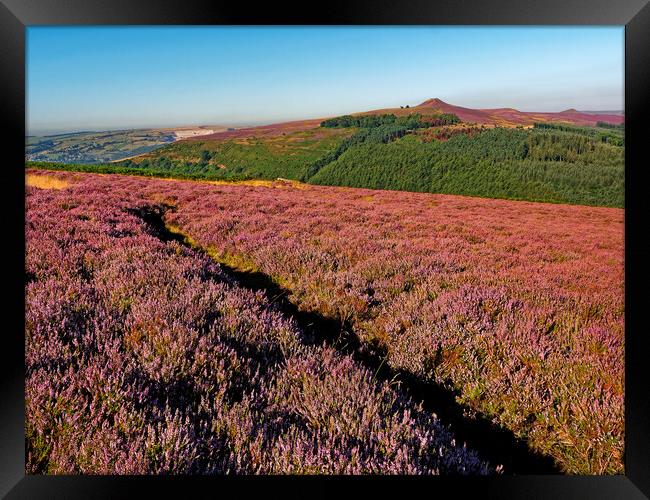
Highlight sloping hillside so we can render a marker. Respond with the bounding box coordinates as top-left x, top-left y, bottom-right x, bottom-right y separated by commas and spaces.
29, 99, 624, 207
120, 104, 623, 207
366, 98, 624, 127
